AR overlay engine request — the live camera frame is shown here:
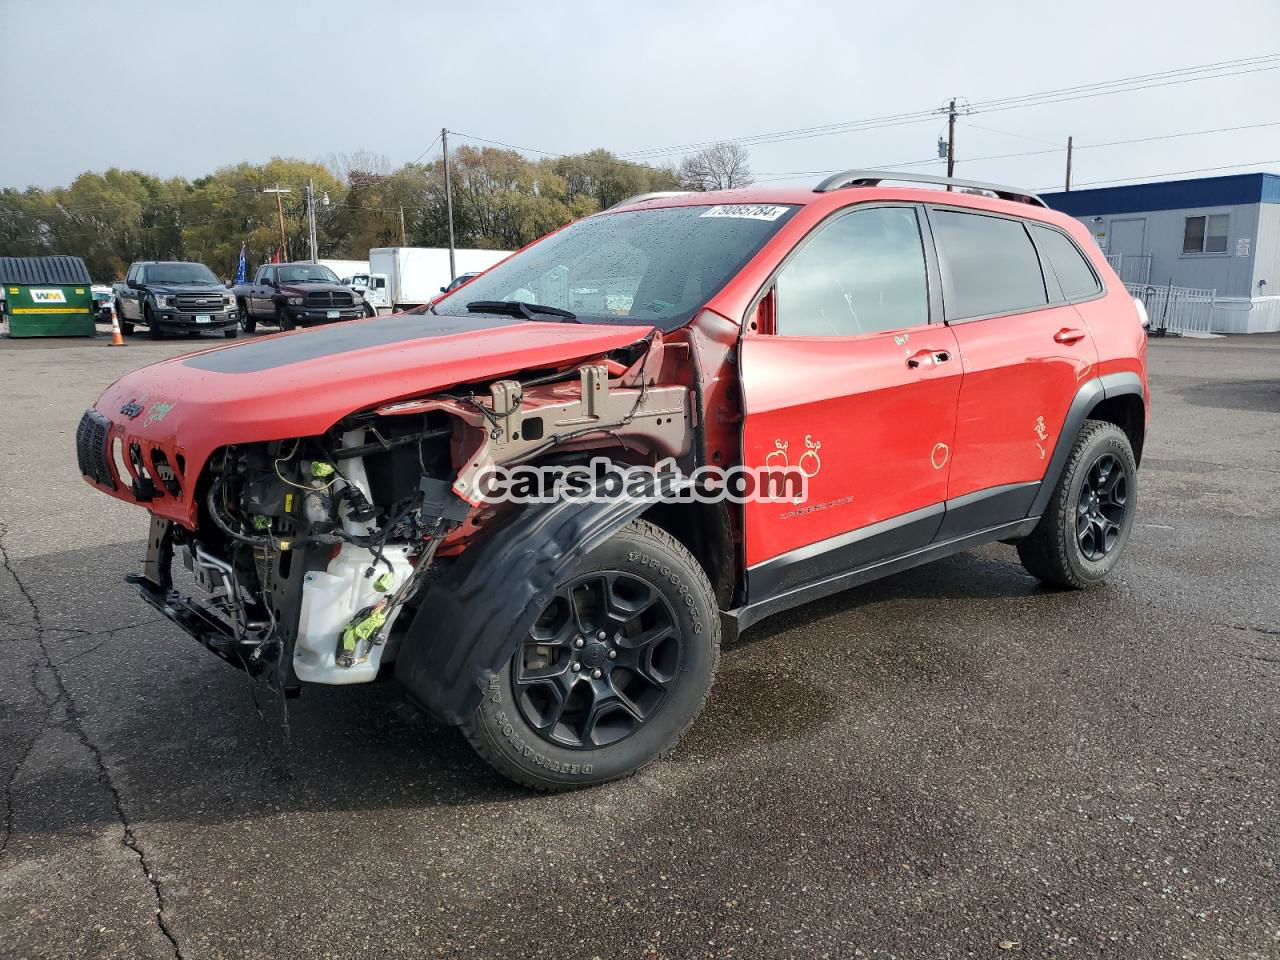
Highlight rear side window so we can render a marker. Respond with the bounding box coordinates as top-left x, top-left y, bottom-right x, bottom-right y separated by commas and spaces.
775, 206, 930, 337
1032, 225, 1102, 302
931, 209, 1047, 320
